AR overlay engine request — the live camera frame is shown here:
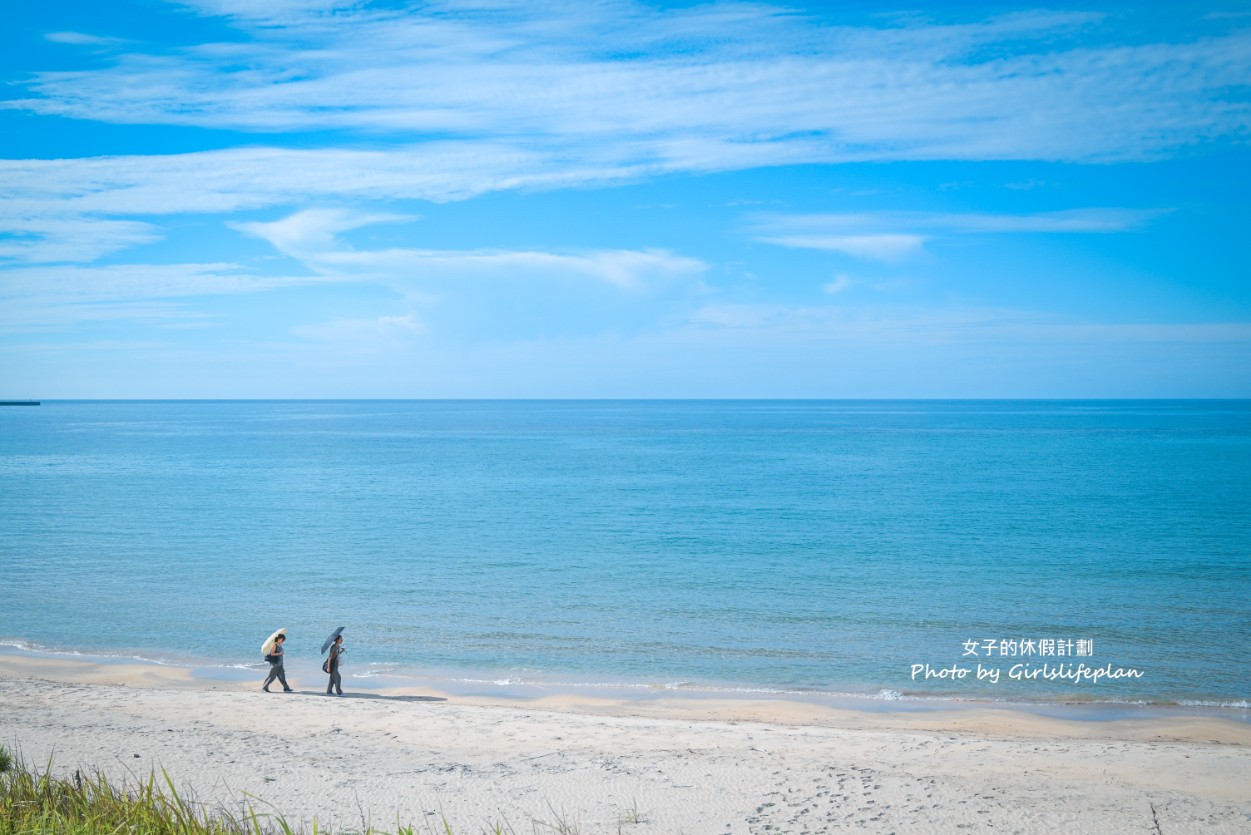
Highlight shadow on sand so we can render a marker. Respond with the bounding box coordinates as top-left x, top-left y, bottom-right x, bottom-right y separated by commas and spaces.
299, 691, 446, 703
